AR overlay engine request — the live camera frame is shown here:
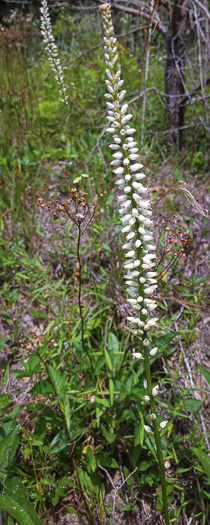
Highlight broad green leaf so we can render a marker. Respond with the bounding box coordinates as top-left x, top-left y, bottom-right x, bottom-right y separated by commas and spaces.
192, 448, 210, 479
184, 398, 203, 413
47, 365, 67, 396
5, 478, 41, 525
0, 496, 32, 524
108, 333, 119, 353
0, 428, 18, 468
0, 394, 12, 410
124, 504, 132, 511
139, 460, 154, 471
12, 355, 40, 378
0, 495, 41, 525
95, 355, 106, 373
29, 380, 54, 395
24, 354, 40, 375
0, 337, 9, 351
33, 417, 47, 443
0, 312, 12, 324
98, 455, 119, 469
77, 468, 92, 493
101, 424, 116, 444
151, 332, 178, 350
95, 397, 110, 408
197, 364, 210, 386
